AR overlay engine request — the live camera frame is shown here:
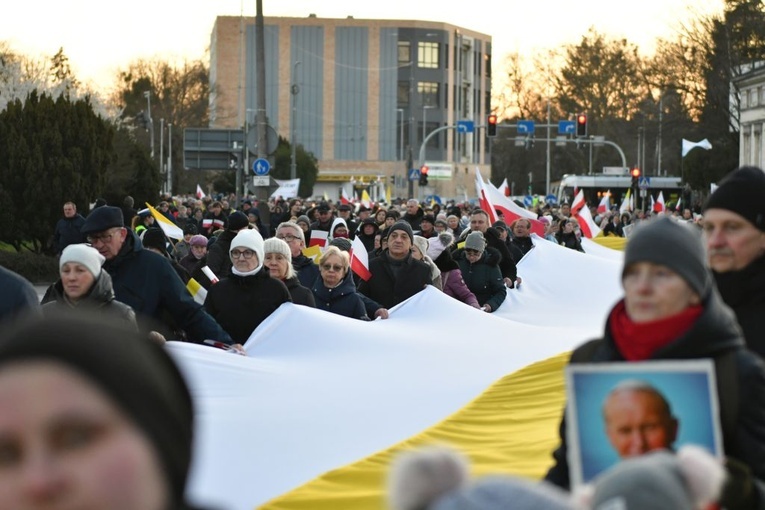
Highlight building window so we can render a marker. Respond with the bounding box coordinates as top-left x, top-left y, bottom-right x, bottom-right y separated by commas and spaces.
397, 81, 410, 106
418, 41, 439, 69
484, 53, 491, 78
398, 41, 411, 65
419, 82, 439, 107
742, 89, 749, 109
